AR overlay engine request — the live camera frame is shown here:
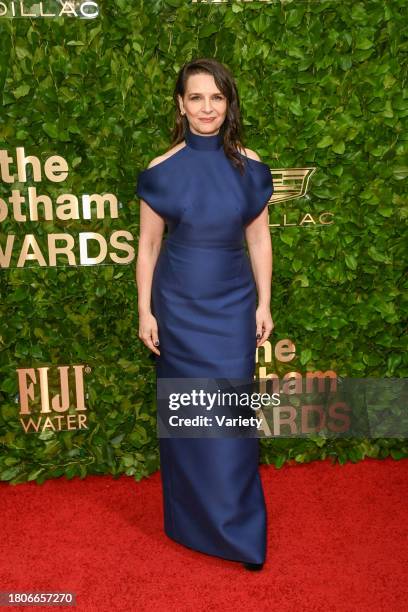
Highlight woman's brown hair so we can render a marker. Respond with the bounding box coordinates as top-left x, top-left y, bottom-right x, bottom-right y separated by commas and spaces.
171, 57, 248, 175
